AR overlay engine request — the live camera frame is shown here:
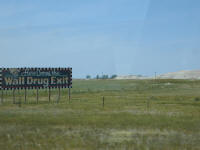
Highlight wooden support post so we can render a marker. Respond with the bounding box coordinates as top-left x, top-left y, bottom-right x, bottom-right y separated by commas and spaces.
18, 89, 21, 107
103, 96, 104, 108
57, 87, 60, 103
36, 88, 39, 104
24, 88, 27, 103
1, 89, 3, 103
68, 87, 71, 102
48, 87, 51, 102
13, 89, 15, 104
